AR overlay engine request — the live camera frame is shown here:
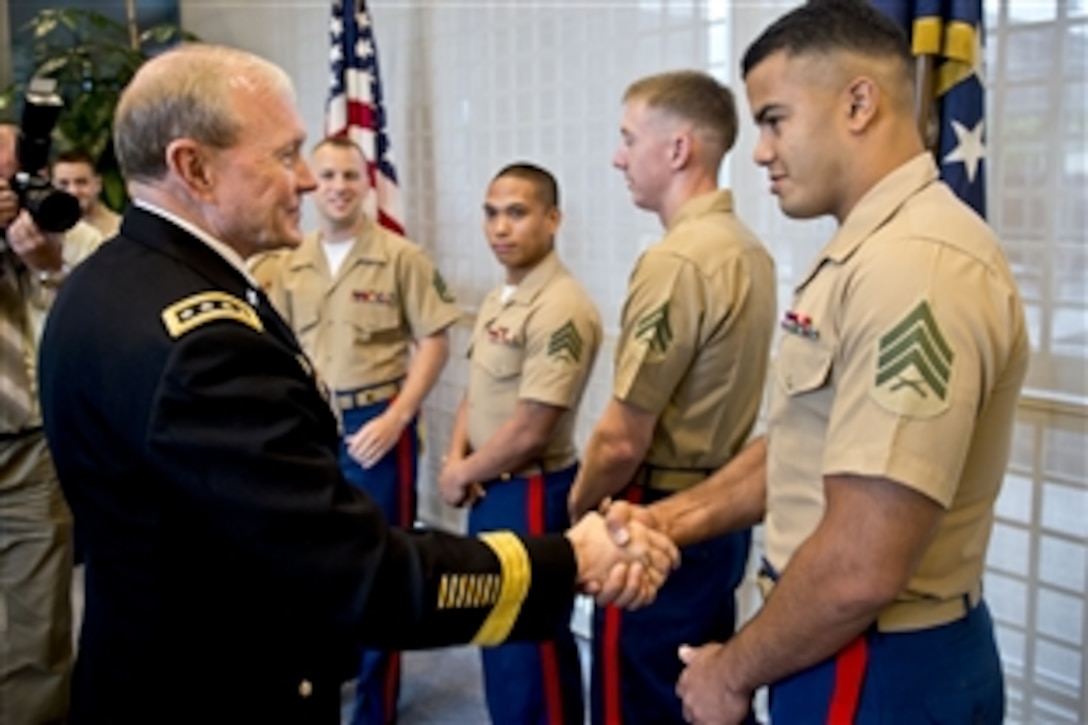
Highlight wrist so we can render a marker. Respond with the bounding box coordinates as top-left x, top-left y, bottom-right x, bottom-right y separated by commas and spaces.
386, 406, 414, 427
564, 512, 602, 585
716, 640, 757, 696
